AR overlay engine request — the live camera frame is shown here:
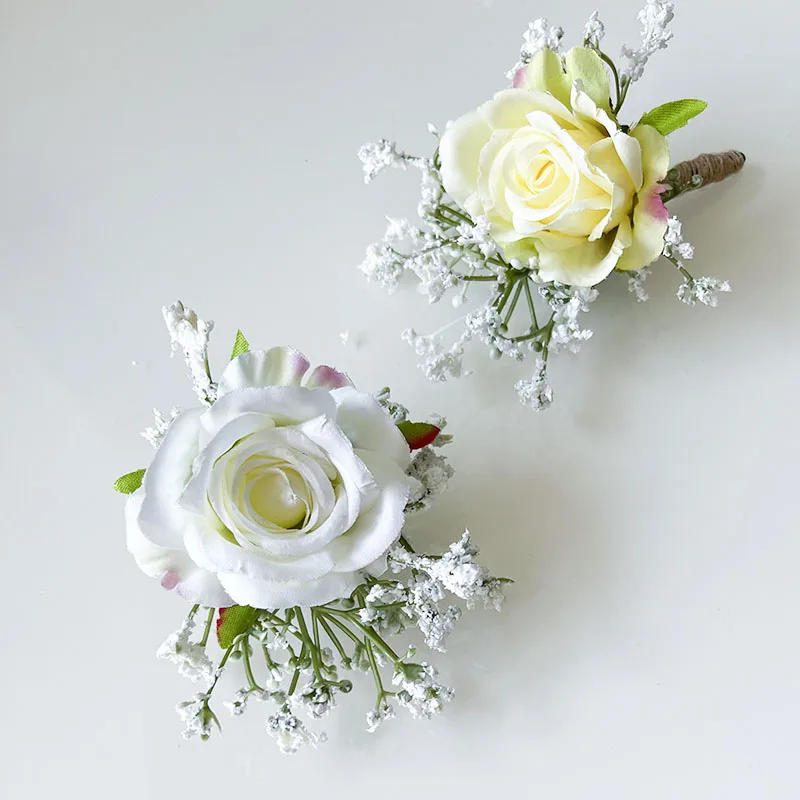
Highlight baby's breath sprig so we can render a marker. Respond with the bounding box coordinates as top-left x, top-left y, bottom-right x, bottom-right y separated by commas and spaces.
162, 529, 506, 753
